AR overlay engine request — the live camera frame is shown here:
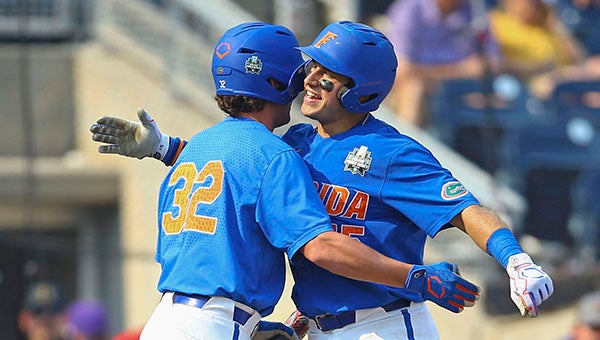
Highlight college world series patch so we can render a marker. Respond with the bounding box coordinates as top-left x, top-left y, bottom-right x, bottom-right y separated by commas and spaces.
441, 181, 468, 200
344, 145, 372, 177
245, 56, 263, 74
